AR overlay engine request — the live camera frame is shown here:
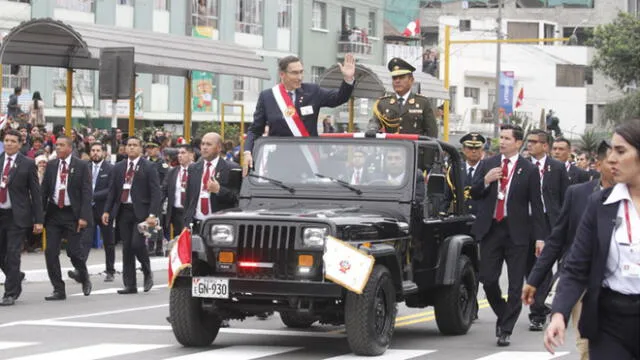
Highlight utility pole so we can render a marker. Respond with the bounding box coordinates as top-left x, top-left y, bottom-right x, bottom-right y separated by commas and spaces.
492, 0, 503, 138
